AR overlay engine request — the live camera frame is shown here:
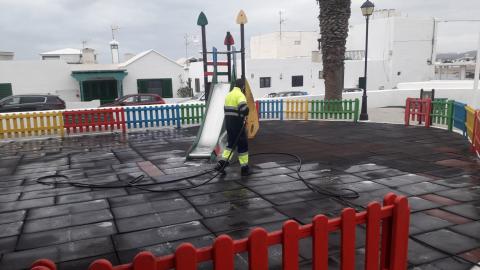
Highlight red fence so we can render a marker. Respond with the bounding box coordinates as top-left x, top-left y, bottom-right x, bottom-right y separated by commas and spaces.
472, 111, 480, 155
30, 193, 409, 270
405, 98, 431, 127
63, 108, 126, 134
